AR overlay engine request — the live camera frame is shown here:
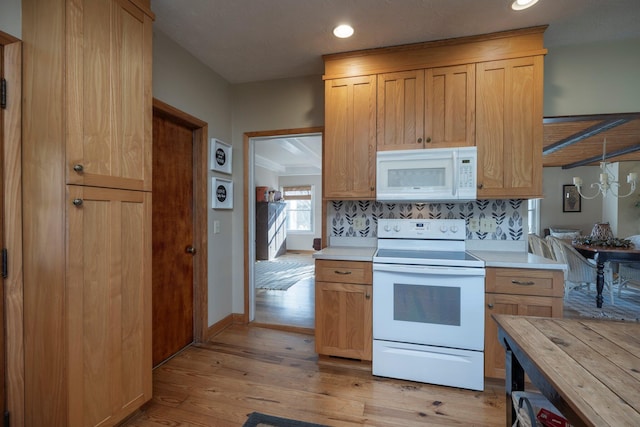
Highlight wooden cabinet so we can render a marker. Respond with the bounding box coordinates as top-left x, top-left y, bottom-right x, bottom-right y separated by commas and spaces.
315, 260, 373, 361
66, 0, 153, 192
377, 64, 475, 151
256, 202, 287, 260
67, 186, 152, 426
323, 76, 377, 200
484, 268, 563, 379
476, 56, 544, 199
22, 0, 153, 425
